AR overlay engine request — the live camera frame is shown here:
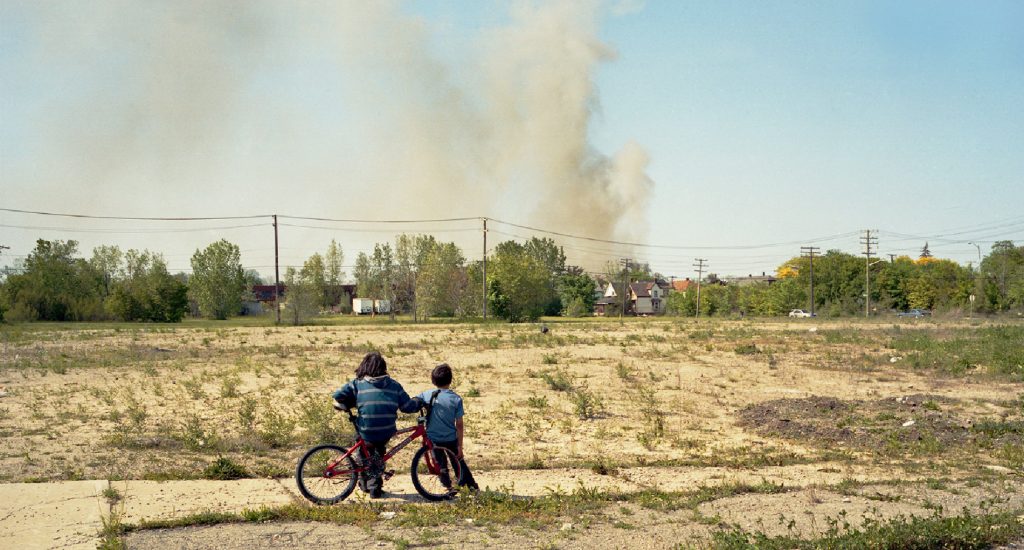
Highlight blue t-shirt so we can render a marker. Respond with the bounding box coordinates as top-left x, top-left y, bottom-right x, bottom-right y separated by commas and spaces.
418, 388, 463, 443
